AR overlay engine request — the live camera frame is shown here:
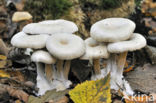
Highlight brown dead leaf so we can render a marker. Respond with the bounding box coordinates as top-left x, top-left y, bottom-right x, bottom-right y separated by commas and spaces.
49, 96, 69, 103
28, 89, 69, 103
0, 84, 29, 102
141, 0, 156, 17
6, 86, 29, 102
0, 60, 7, 68
0, 60, 12, 69
11, 71, 25, 82
0, 39, 9, 56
